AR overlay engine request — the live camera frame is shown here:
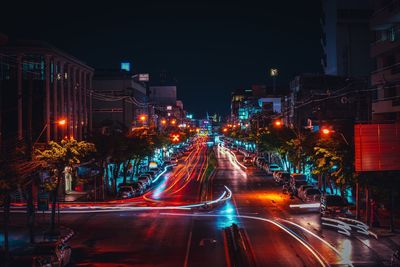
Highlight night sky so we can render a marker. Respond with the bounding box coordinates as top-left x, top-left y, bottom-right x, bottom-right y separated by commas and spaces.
2, 0, 322, 117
